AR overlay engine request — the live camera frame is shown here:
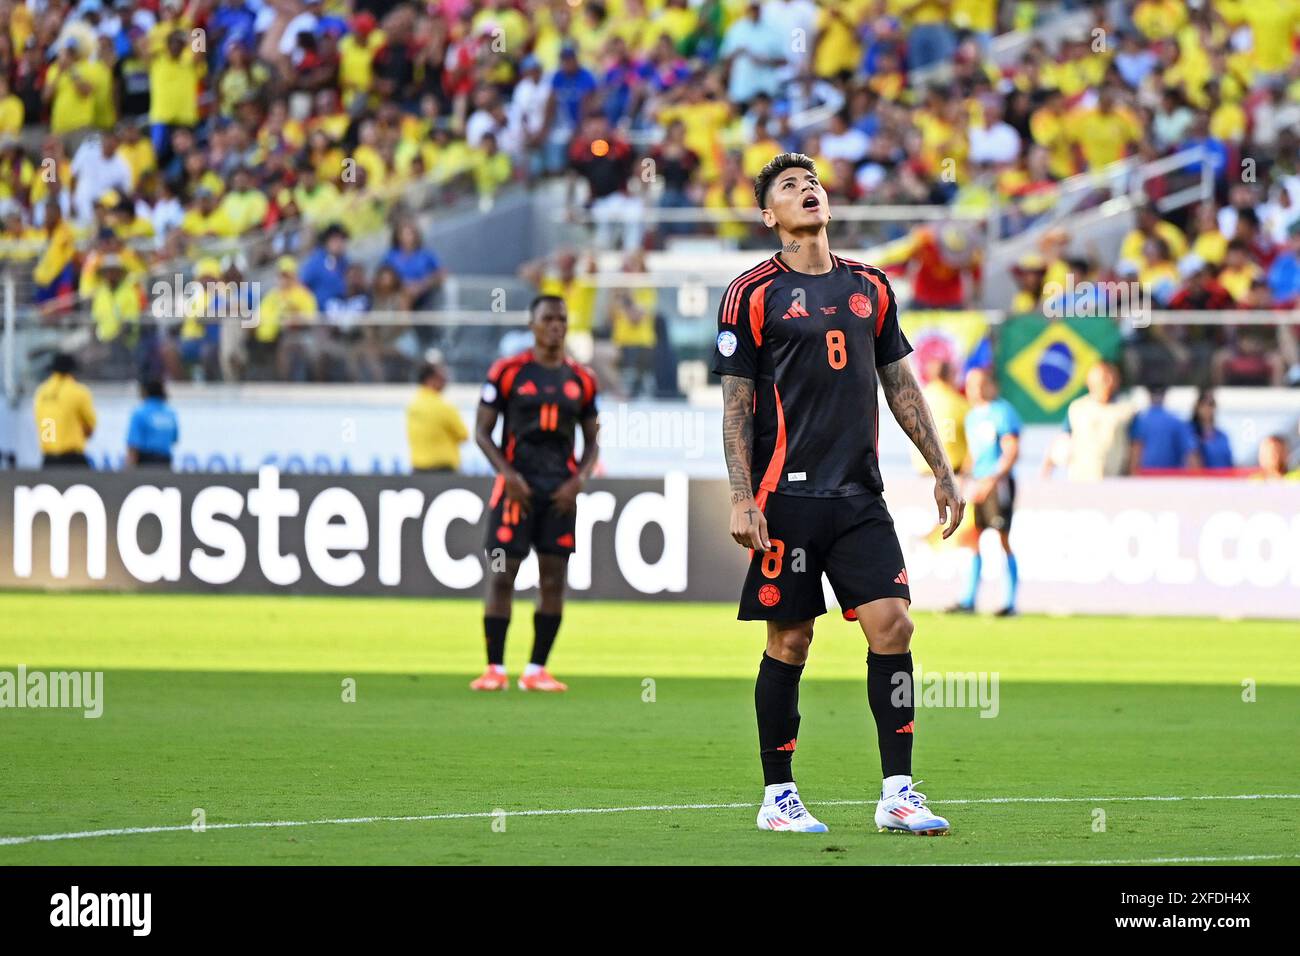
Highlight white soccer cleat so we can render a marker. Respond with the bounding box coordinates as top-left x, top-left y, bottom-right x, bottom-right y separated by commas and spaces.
756, 787, 829, 833
875, 780, 950, 836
